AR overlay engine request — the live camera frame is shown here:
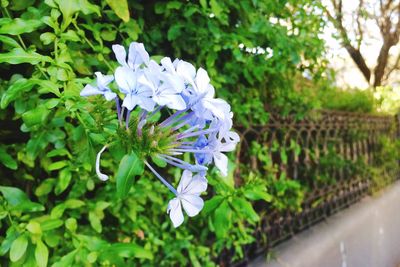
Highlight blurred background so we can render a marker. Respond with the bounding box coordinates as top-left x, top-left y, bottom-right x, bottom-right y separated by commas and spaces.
0, 0, 399, 266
